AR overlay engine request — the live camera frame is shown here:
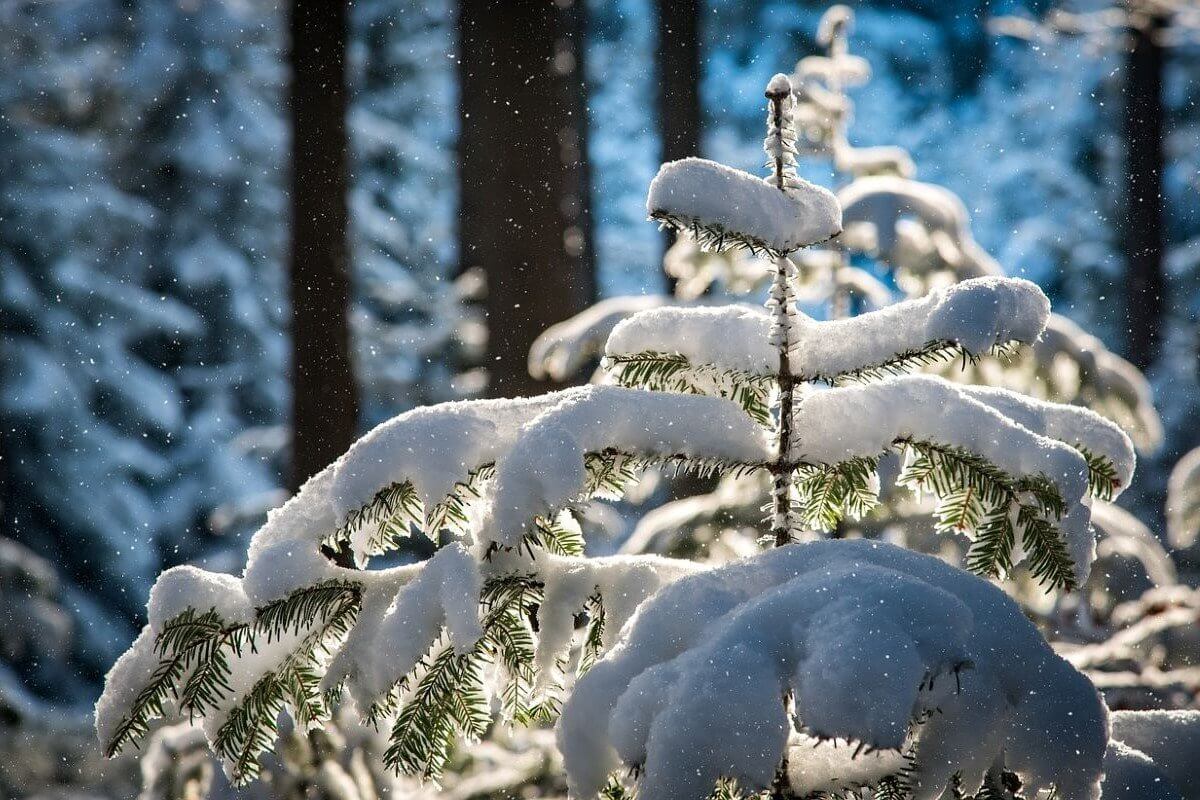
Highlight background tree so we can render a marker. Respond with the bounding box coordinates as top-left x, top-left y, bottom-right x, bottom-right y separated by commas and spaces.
992, 0, 1199, 370
290, 0, 360, 489
655, 0, 702, 293
457, 0, 596, 397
